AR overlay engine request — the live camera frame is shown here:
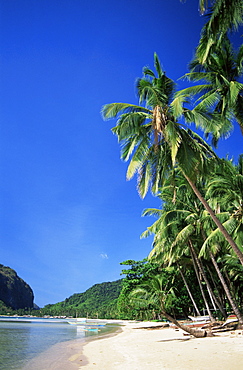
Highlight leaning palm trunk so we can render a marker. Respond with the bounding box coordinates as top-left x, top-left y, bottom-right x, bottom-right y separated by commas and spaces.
176, 262, 201, 316
189, 241, 214, 322
191, 240, 226, 318
161, 311, 211, 338
198, 257, 226, 318
206, 265, 227, 317
184, 174, 243, 266
209, 251, 243, 326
